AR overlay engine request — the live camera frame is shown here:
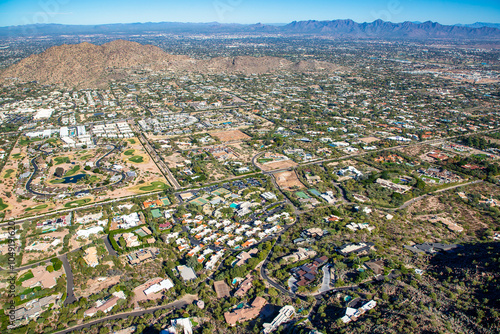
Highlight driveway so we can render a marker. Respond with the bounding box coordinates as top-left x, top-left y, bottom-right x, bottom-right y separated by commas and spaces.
61, 254, 76, 305
318, 265, 332, 293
